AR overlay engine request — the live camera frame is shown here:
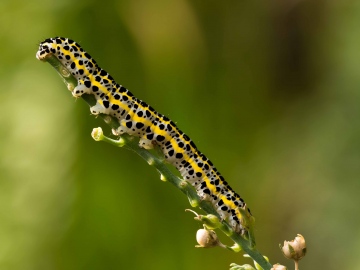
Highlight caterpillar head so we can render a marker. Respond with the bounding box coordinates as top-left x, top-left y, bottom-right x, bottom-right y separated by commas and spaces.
36, 37, 77, 61
37, 37, 60, 60
36, 37, 95, 80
